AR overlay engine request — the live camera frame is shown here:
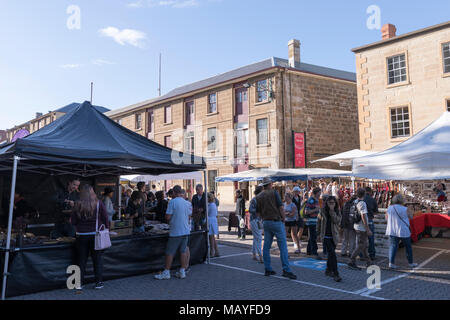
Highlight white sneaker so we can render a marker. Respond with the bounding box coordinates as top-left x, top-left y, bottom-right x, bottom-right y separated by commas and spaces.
175, 270, 186, 279
154, 271, 170, 280
408, 263, 418, 268
389, 263, 398, 269
293, 243, 298, 250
